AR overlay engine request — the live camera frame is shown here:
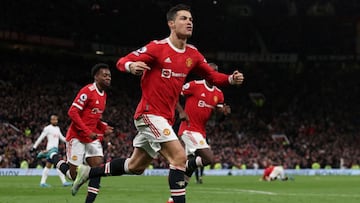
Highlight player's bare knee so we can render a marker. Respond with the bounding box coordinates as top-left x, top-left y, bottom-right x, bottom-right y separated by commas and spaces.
201, 153, 214, 166
202, 157, 213, 166
172, 154, 187, 169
